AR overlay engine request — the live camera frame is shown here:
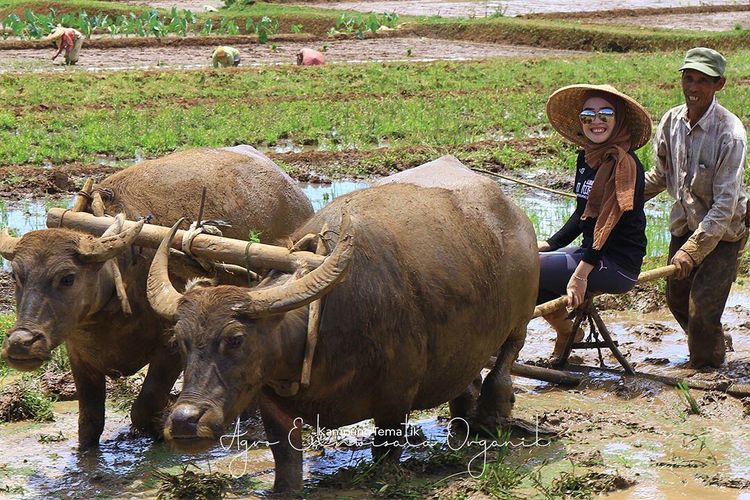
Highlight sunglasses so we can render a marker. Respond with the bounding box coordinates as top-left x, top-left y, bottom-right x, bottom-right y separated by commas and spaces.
579, 107, 616, 125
